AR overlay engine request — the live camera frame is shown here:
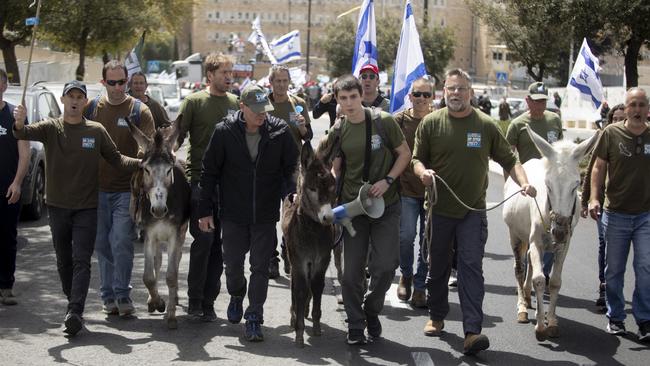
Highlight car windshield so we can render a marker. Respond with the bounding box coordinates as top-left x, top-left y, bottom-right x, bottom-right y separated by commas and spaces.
149, 82, 178, 99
